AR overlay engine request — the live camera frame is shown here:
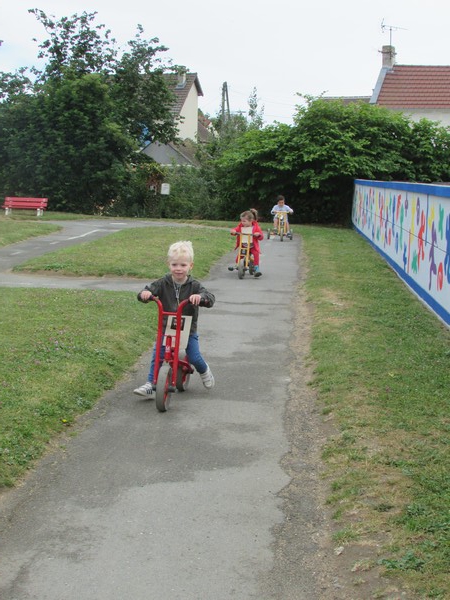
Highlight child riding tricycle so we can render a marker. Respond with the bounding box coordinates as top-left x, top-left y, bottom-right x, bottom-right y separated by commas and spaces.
228, 209, 263, 278
133, 241, 215, 412
267, 195, 293, 241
